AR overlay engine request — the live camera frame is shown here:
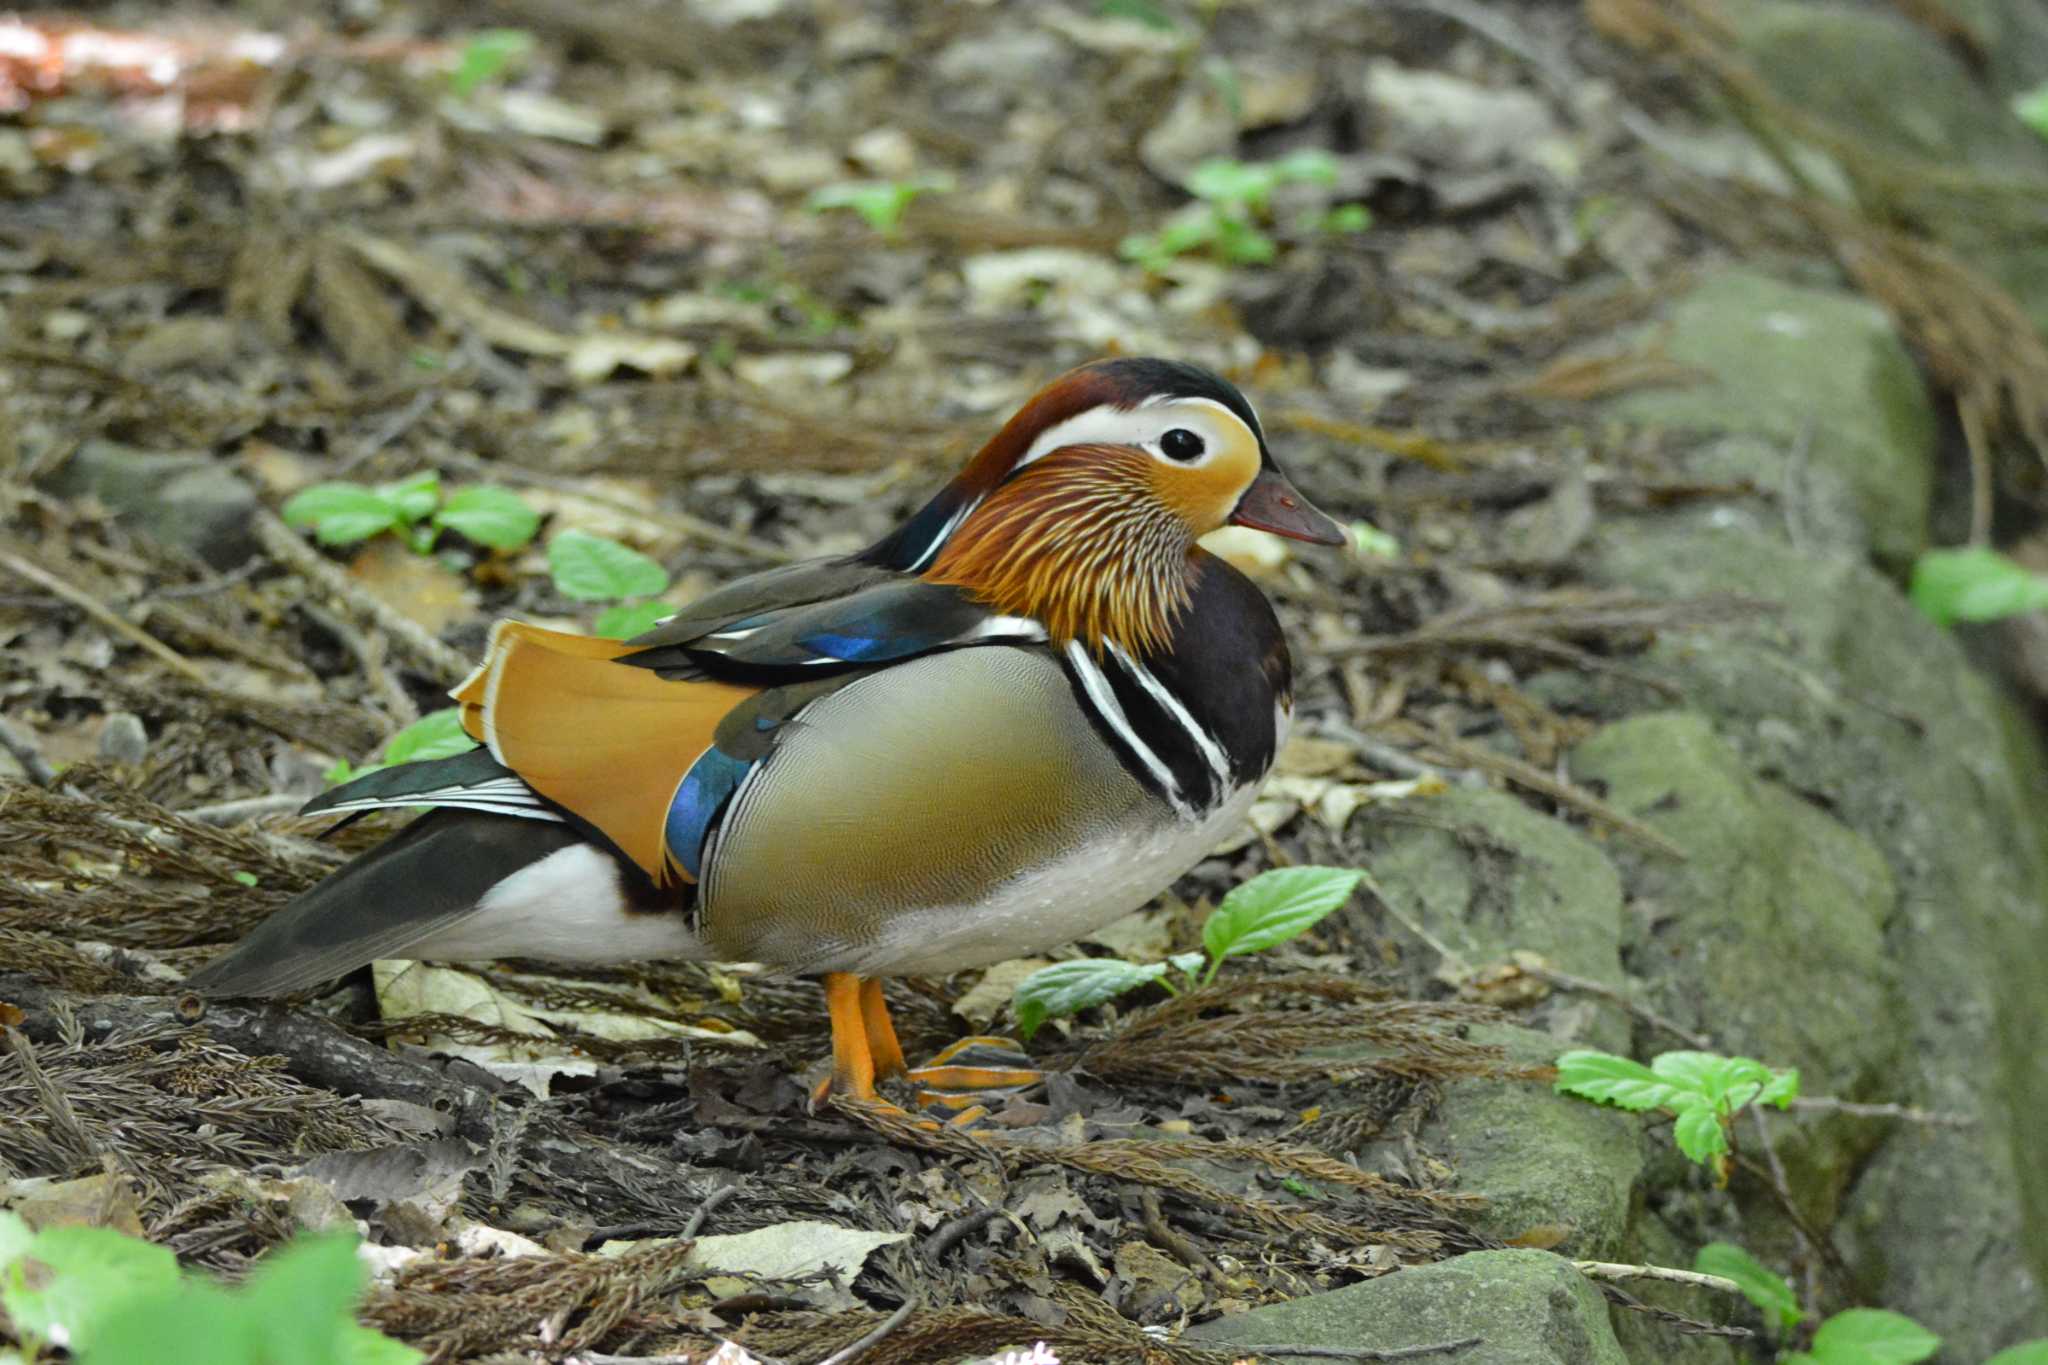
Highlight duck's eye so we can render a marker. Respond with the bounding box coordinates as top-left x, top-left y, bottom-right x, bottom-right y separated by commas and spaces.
1159, 428, 1205, 461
